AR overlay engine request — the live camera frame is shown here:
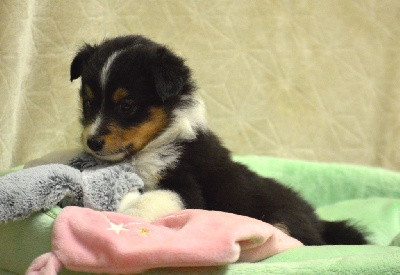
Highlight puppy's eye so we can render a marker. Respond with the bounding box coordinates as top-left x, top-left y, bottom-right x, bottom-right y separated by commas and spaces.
118, 100, 136, 114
